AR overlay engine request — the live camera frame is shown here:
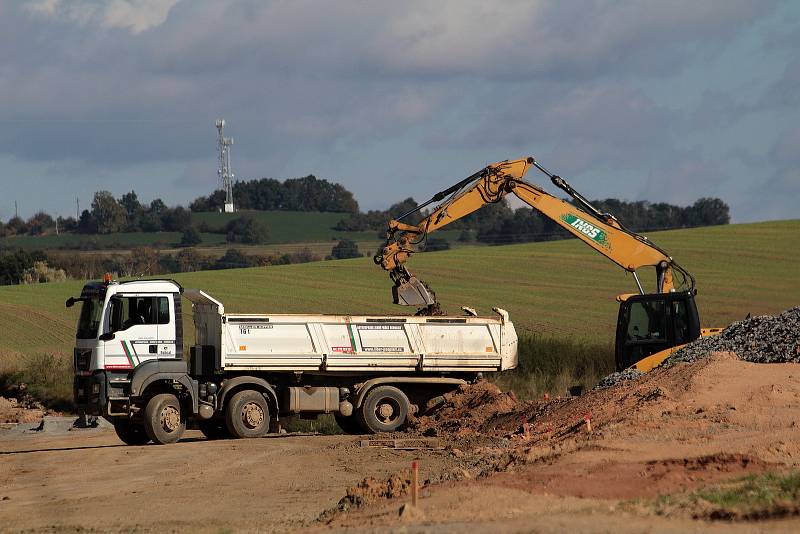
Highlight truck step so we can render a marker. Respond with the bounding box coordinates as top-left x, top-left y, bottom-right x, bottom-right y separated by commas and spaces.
359, 438, 442, 450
